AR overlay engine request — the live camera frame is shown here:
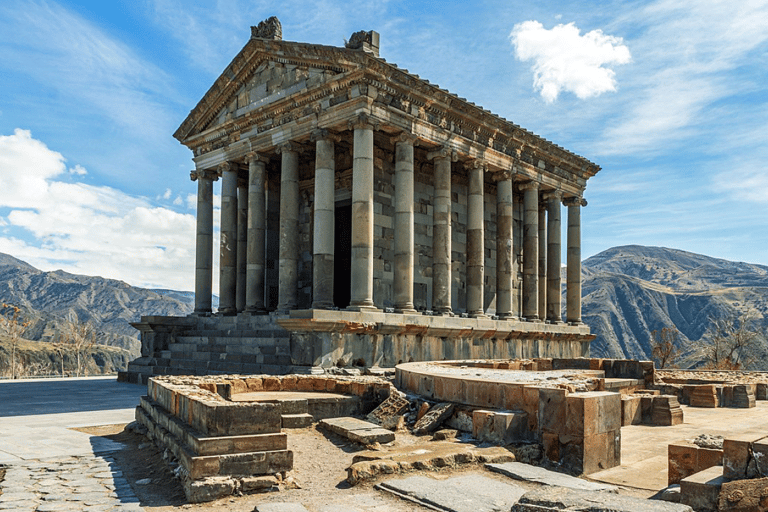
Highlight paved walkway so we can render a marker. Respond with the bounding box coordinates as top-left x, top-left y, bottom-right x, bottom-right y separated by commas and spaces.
590, 402, 768, 491
0, 377, 147, 511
